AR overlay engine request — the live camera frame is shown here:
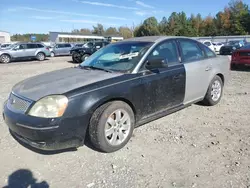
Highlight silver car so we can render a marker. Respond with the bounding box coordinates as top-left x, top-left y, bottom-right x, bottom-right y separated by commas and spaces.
50, 43, 73, 57
0, 42, 51, 64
